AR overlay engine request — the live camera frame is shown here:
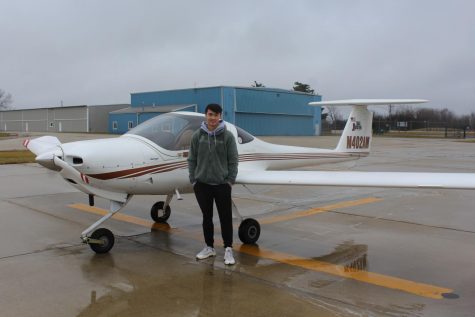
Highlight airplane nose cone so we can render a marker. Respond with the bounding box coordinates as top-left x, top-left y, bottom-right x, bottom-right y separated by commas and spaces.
36, 150, 62, 171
